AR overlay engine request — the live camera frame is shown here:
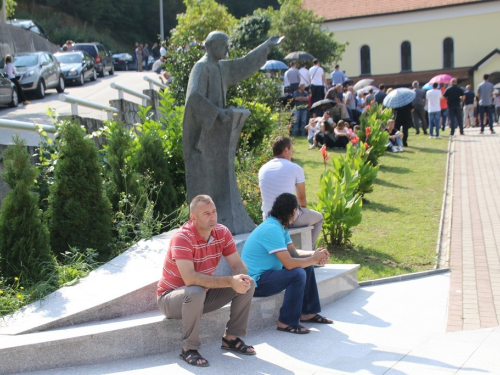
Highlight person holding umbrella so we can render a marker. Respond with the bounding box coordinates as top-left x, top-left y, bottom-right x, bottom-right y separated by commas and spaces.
383, 88, 416, 147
